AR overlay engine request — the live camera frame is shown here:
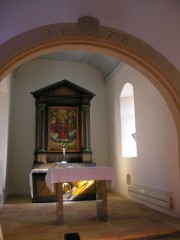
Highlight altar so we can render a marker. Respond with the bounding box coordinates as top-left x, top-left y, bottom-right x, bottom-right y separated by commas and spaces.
45, 164, 115, 225
30, 162, 96, 202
